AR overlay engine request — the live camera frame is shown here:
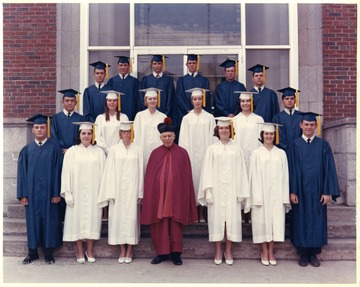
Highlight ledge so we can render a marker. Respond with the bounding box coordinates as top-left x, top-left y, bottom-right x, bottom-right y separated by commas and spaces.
323, 117, 356, 130
3, 118, 30, 128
